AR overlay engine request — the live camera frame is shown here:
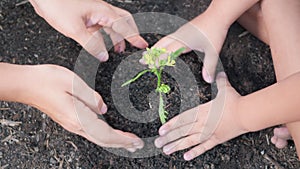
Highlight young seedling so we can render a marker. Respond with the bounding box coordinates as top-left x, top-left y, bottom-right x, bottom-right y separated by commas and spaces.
122, 47, 185, 124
